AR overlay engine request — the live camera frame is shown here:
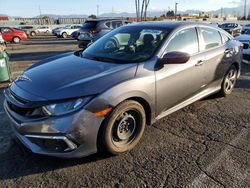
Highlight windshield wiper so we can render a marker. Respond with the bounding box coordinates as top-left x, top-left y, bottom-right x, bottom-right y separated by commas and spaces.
90, 56, 117, 63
